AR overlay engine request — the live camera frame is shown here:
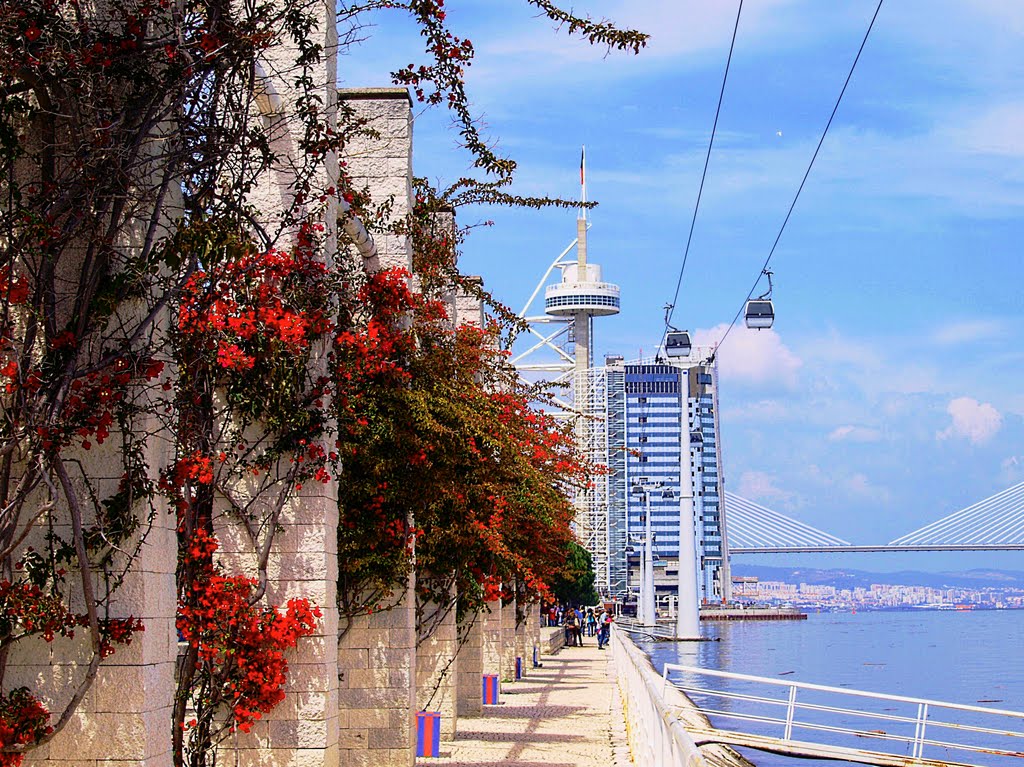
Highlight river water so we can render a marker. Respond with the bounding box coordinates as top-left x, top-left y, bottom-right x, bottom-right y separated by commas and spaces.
639, 610, 1024, 766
